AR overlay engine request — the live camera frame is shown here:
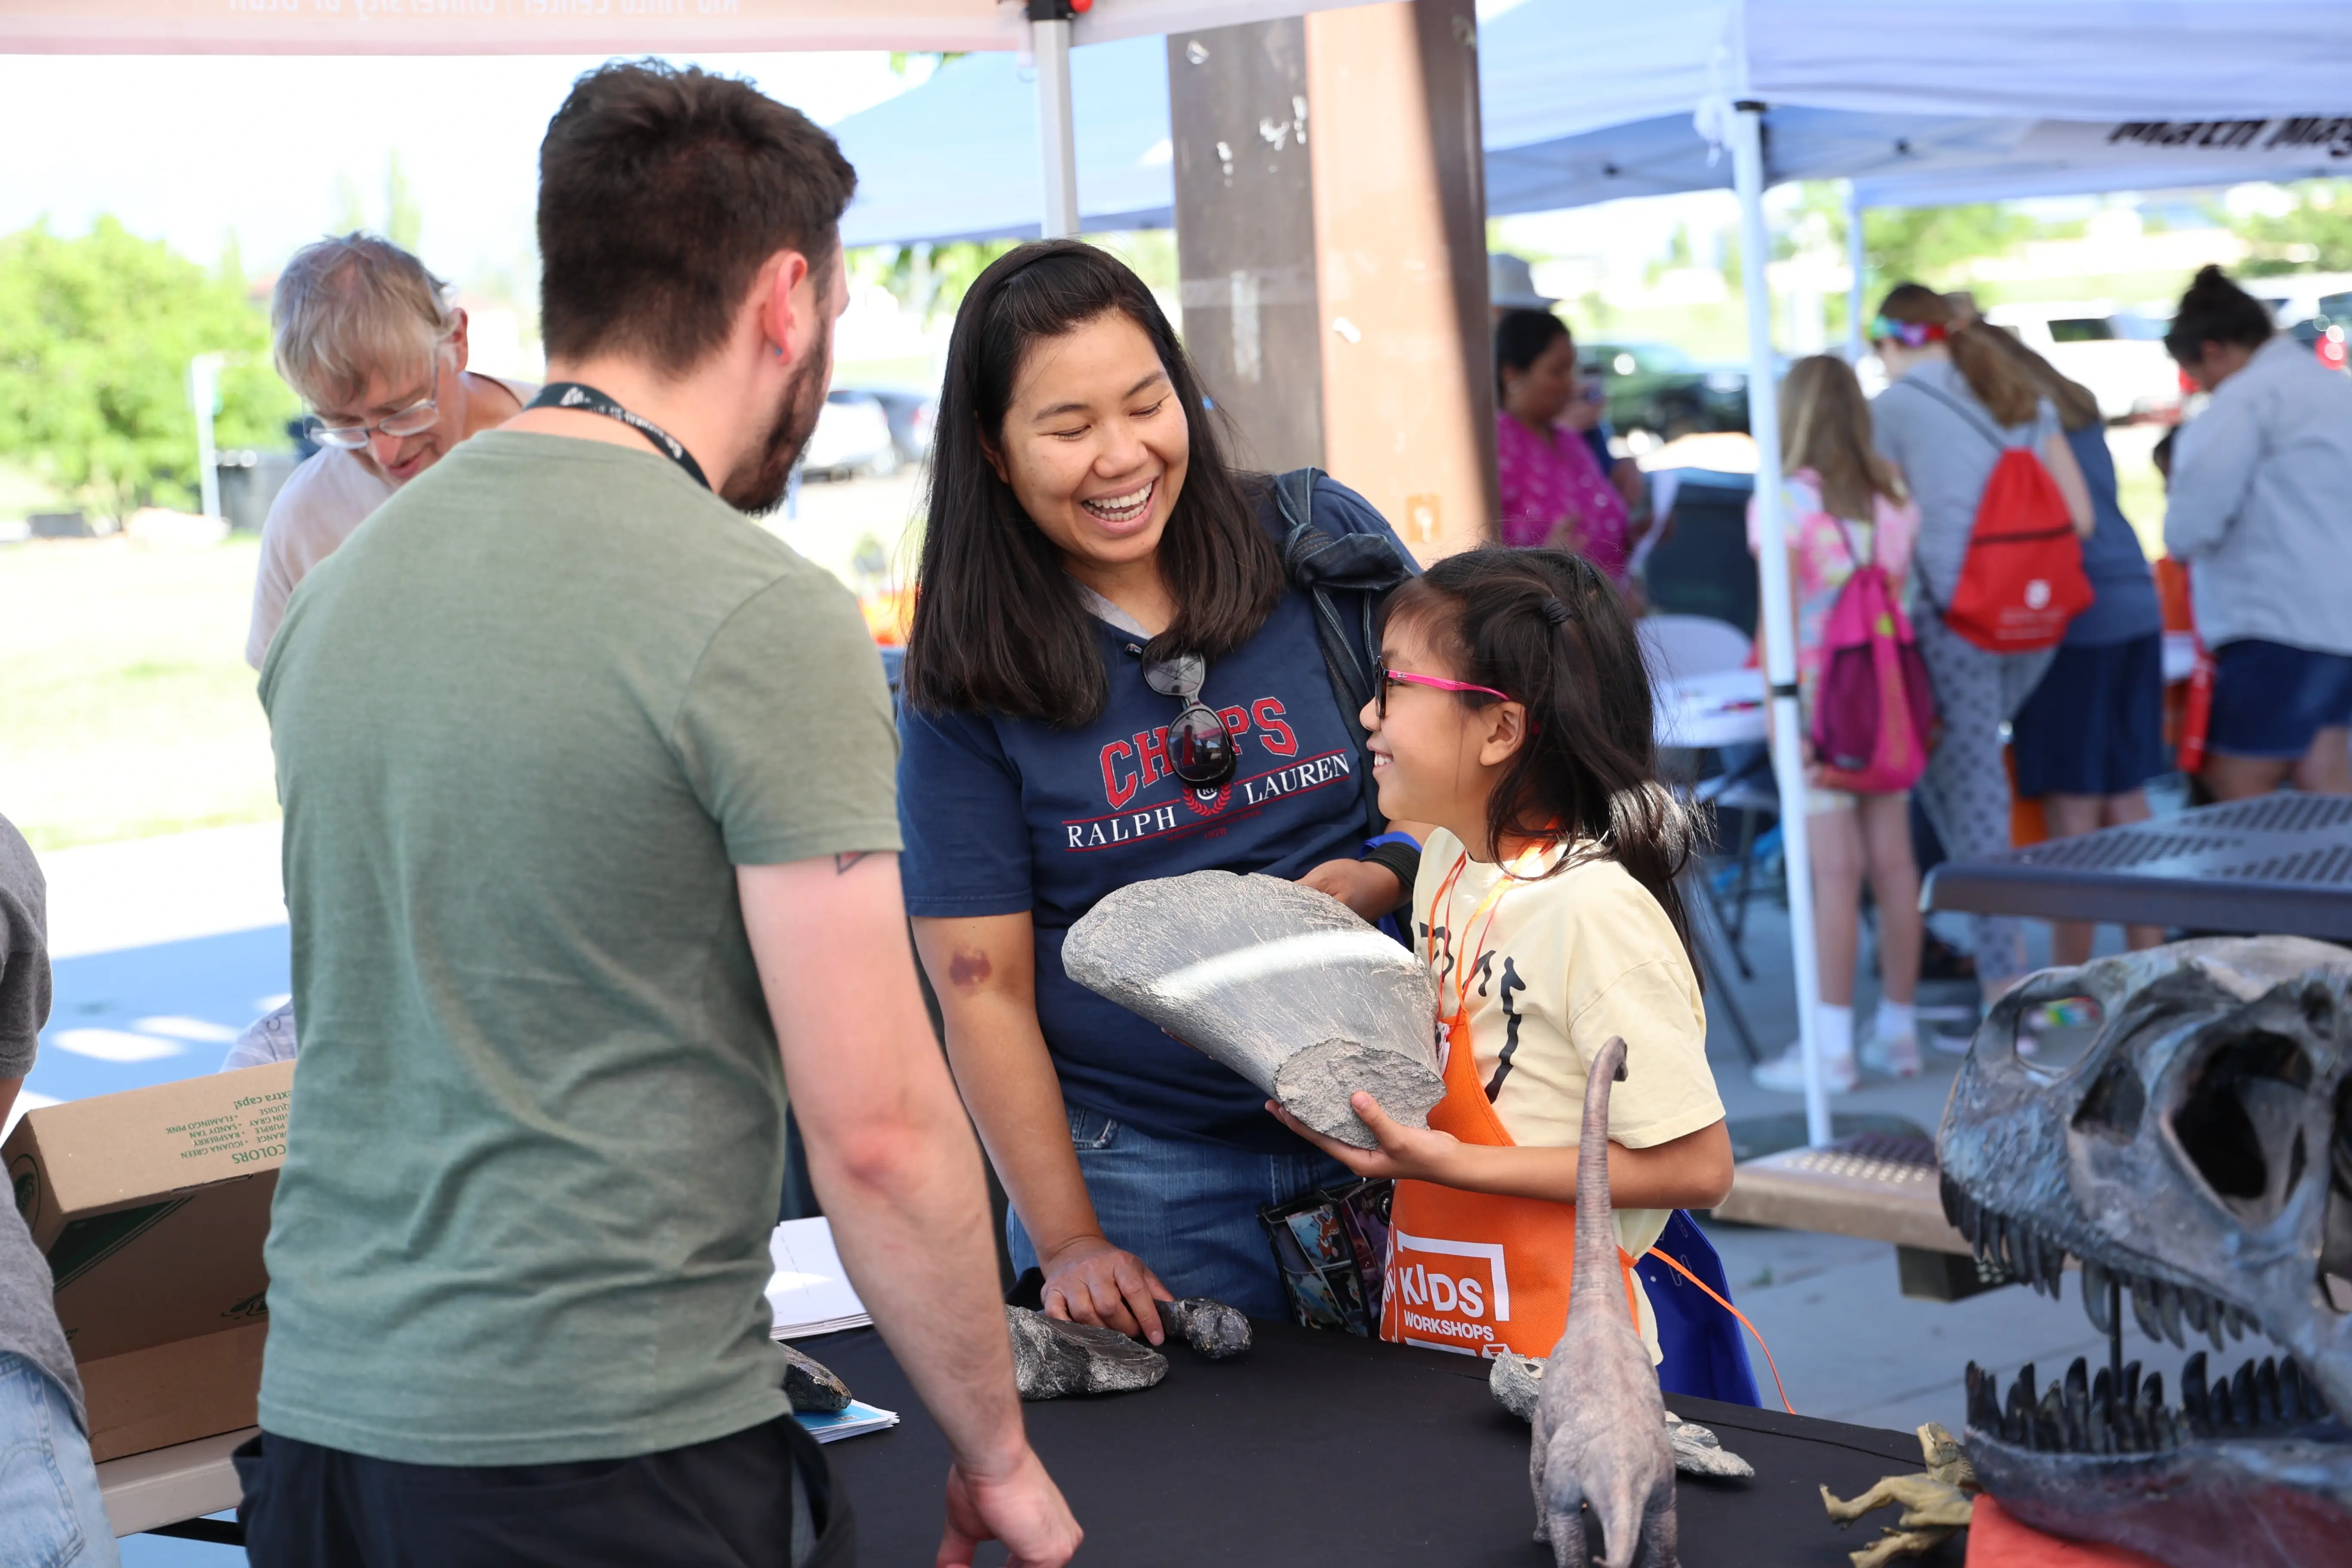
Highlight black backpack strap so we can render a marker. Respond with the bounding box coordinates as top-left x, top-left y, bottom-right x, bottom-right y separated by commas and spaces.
1271, 467, 1416, 839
